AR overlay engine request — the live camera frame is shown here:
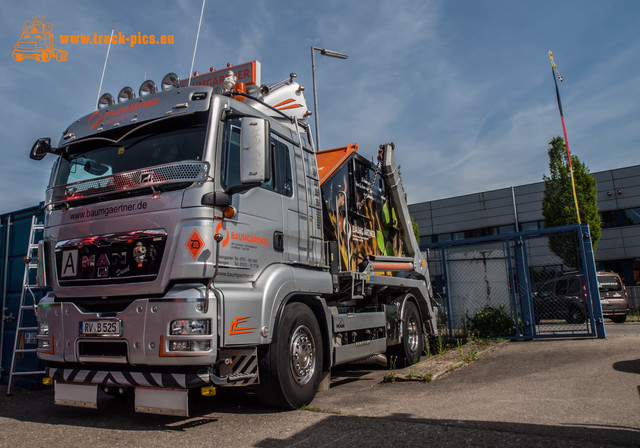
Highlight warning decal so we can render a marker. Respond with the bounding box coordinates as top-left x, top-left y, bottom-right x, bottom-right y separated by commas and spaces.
186, 229, 205, 260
